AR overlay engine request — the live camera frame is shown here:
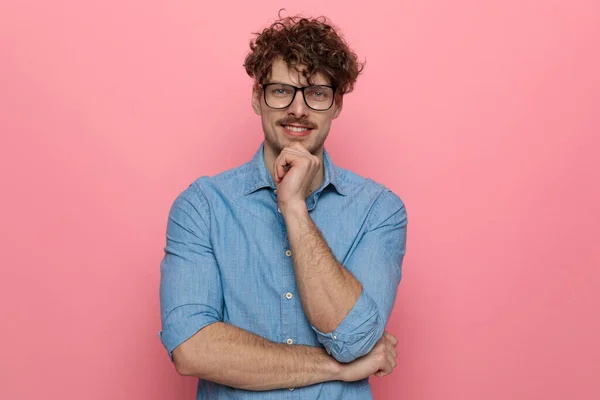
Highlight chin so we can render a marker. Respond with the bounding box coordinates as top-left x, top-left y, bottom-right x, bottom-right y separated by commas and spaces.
265, 132, 325, 156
